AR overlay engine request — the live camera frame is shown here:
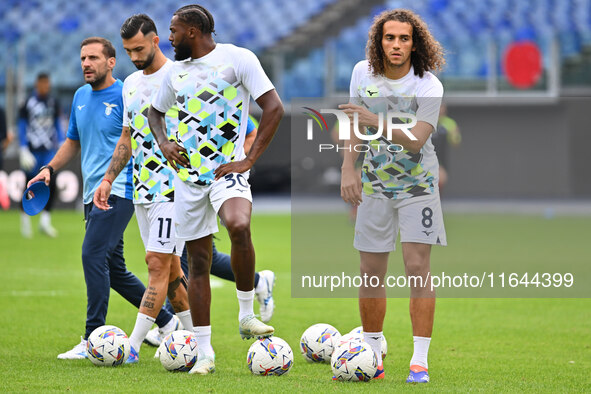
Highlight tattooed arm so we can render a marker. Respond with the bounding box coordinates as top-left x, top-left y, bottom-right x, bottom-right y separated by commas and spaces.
93, 126, 132, 210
